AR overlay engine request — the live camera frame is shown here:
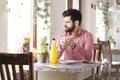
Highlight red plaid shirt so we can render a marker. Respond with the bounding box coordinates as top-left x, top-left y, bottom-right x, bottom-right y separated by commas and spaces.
57, 28, 93, 61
